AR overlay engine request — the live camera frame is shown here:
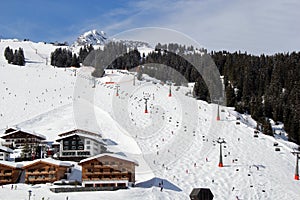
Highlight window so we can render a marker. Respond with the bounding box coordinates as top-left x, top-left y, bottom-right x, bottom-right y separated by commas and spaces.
86, 140, 90, 144
39, 168, 45, 172
77, 151, 90, 156
0, 153, 3, 156
72, 141, 76, 145
62, 152, 75, 156
4, 170, 12, 174
49, 167, 55, 172
71, 146, 76, 150
63, 146, 69, 150
78, 140, 83, 145
64, 141, 69, 145
86, 146, 90, 150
